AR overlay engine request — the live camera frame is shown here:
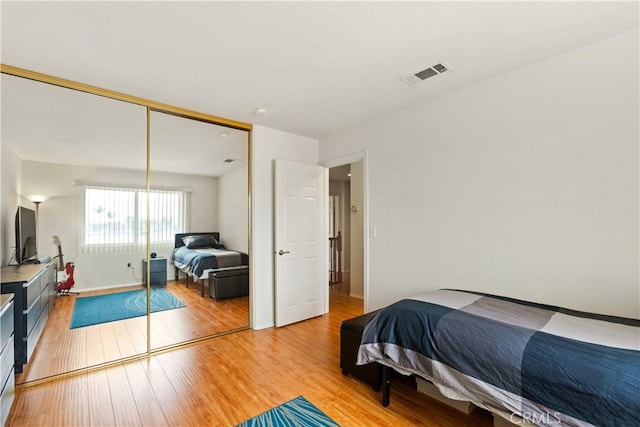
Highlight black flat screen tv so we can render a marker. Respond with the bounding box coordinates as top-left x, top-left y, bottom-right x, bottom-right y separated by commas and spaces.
15, 206, 37, 264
